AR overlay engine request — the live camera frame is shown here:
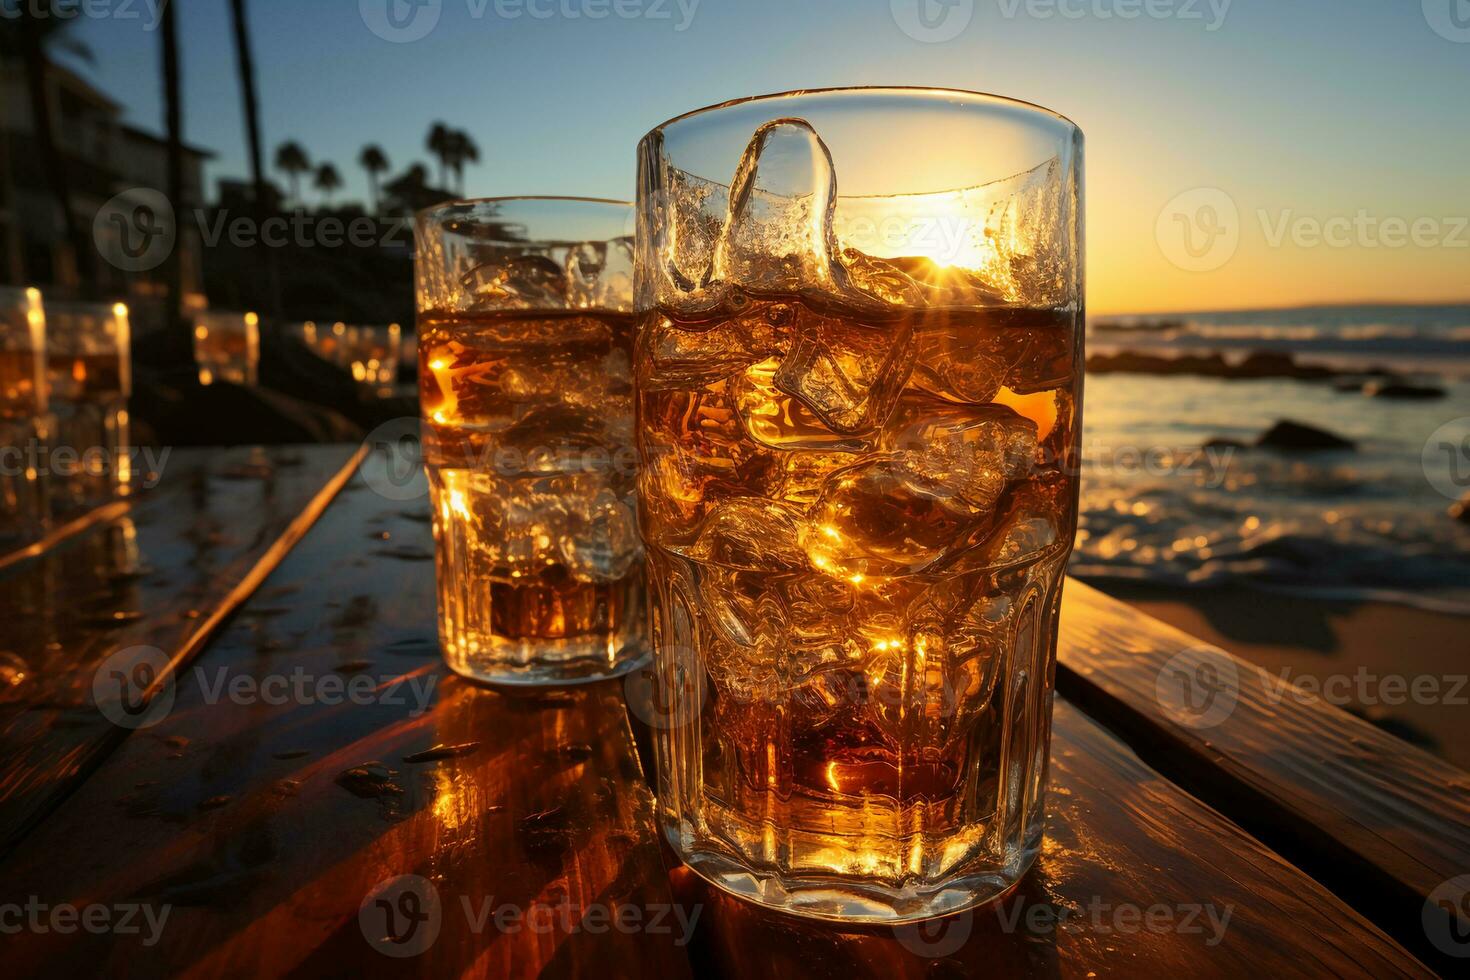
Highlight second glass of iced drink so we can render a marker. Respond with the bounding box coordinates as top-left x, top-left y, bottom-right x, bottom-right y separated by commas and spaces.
416, 198, 645, 685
